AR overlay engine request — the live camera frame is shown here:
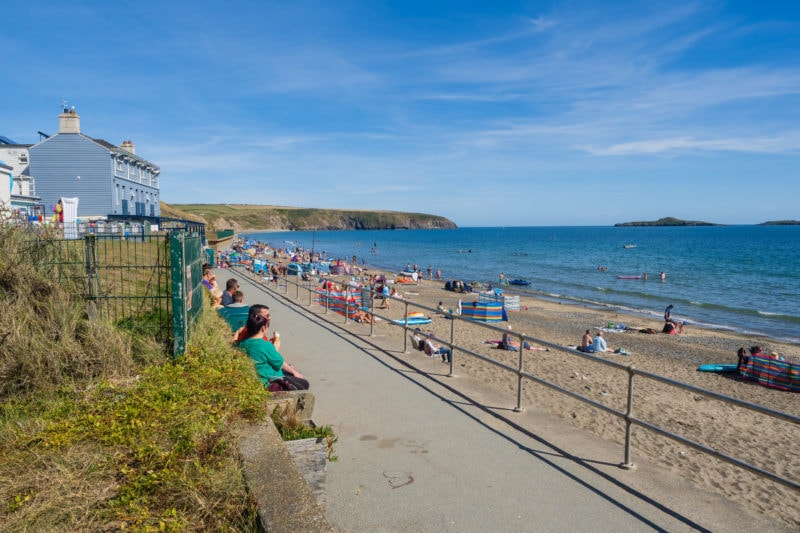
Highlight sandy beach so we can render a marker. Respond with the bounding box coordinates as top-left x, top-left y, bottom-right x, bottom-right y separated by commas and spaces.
279, 269, 799, 528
